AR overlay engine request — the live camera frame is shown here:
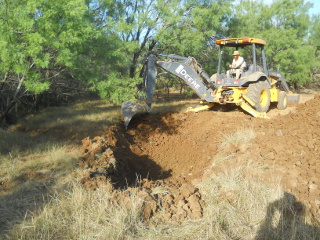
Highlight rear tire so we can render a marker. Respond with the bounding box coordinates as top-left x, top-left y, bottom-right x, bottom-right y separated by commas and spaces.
246, 80, 270, 112
277, 91, 287, 110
